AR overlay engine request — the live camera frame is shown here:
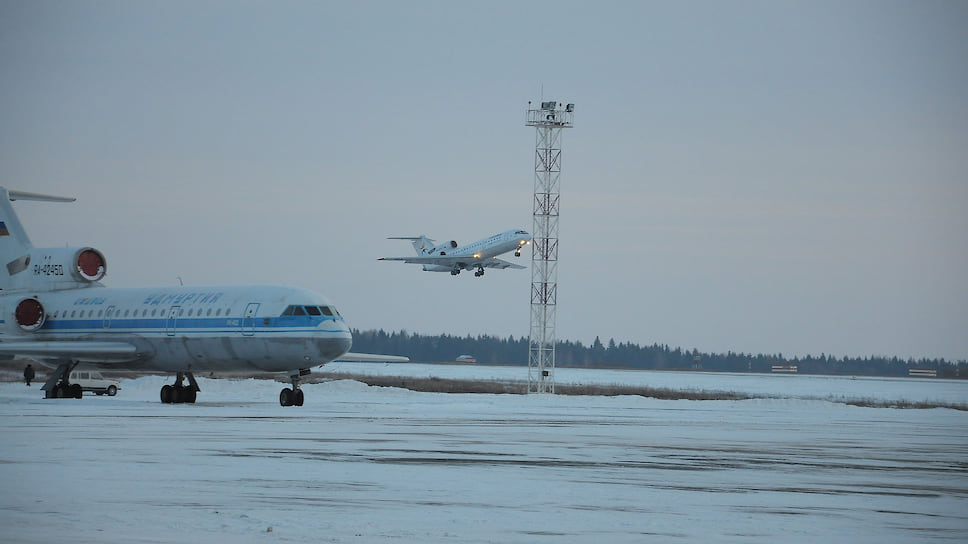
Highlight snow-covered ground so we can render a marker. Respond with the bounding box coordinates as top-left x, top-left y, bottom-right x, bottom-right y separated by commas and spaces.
1, 369, 966, 543
326, 362, 968, 404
